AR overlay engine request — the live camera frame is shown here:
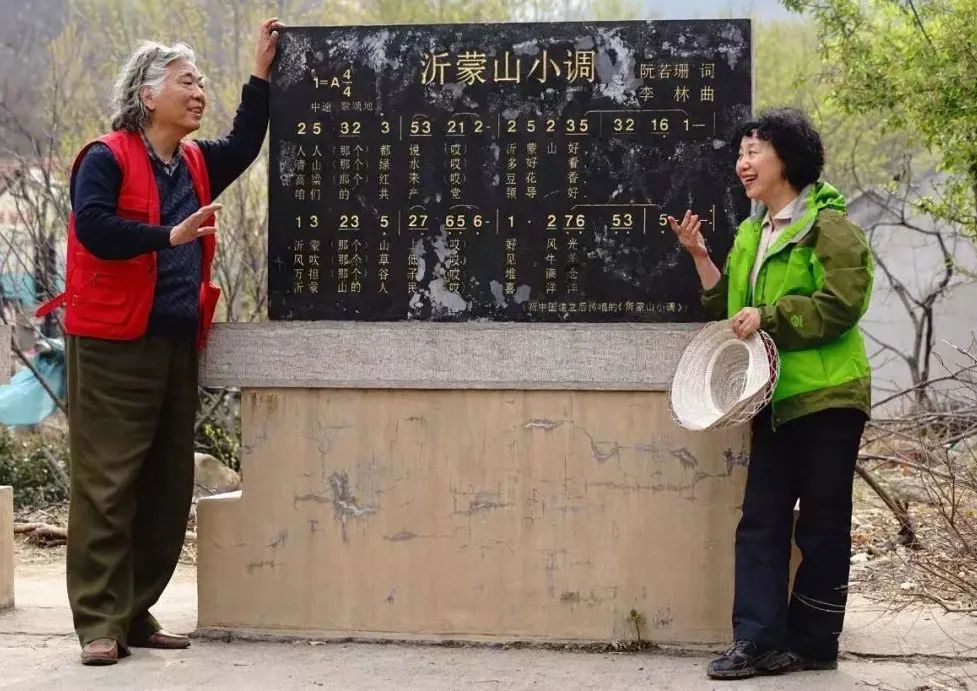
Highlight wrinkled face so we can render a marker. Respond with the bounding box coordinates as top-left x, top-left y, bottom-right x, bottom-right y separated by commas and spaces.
736, 134, 786, 202
142, 59, 206, 134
